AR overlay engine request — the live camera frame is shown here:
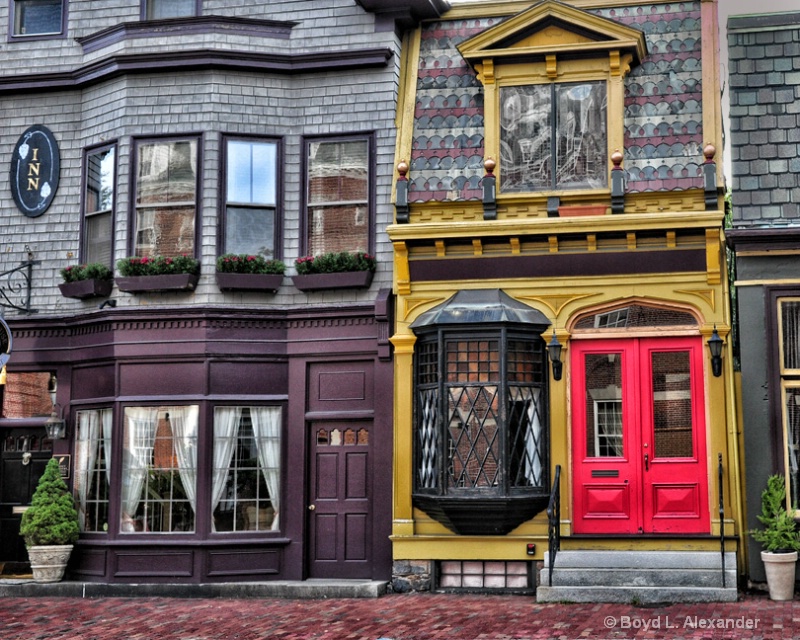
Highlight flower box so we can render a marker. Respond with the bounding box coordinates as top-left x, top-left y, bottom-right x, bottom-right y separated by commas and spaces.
58, 279, 113, 300
292, 270, 374, 292
116, 273, 199, 293
216, 272, 283, 292
558, 205, 608, 217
